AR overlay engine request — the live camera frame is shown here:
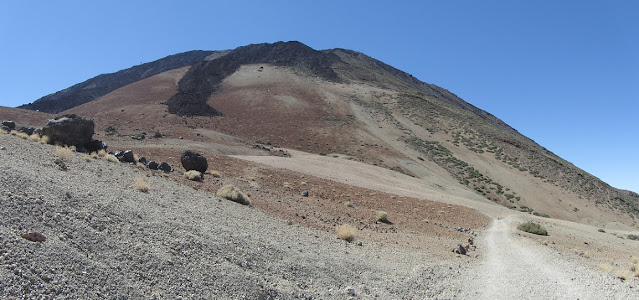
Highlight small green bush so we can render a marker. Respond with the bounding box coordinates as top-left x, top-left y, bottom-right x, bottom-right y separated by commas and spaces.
517, 221, 548, 236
